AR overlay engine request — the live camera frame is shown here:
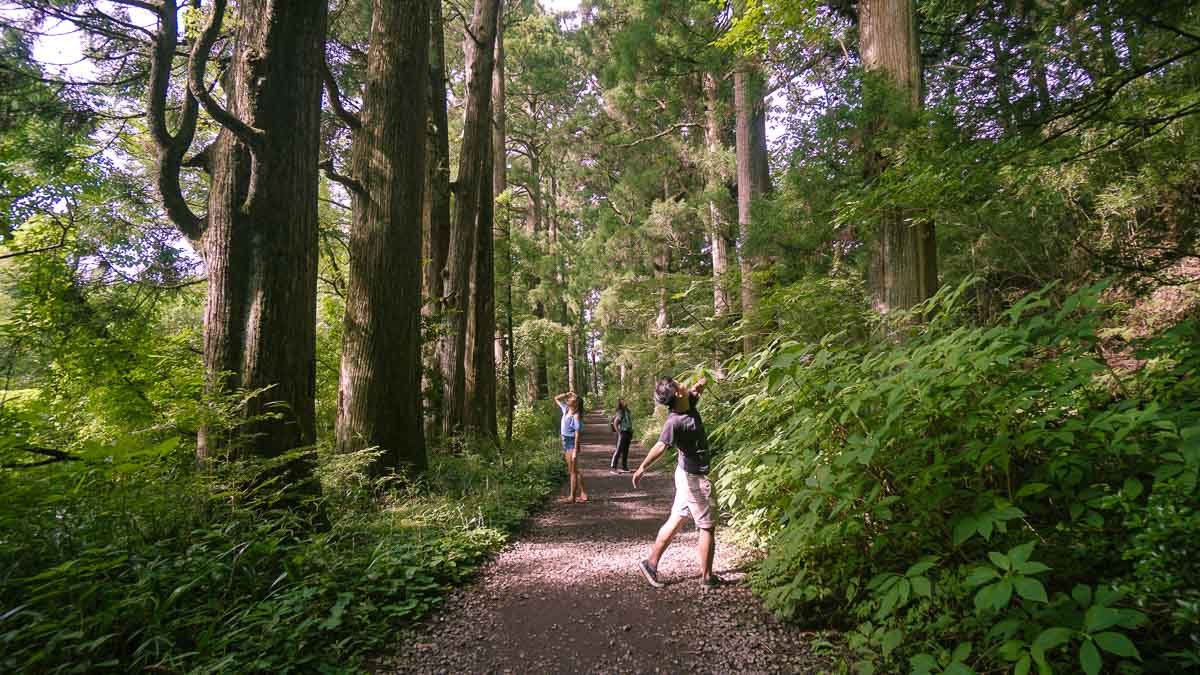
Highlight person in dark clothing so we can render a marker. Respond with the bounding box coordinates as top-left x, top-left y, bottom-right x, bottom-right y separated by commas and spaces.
632, 375, 724, 588
609, 398, 633, 473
